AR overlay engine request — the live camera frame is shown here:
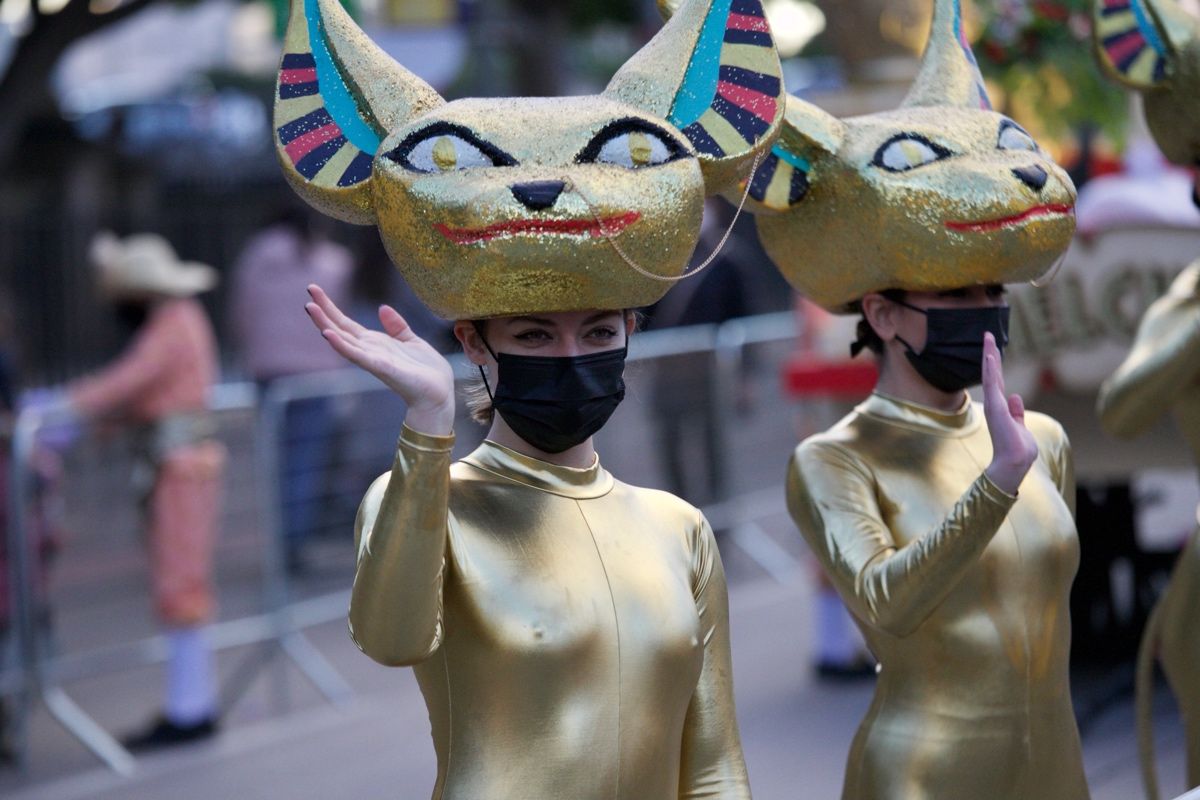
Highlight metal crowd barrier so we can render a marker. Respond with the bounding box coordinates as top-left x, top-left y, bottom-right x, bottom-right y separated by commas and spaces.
1, 311, 809, 778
